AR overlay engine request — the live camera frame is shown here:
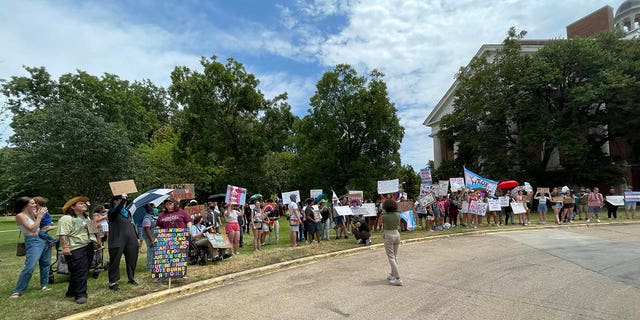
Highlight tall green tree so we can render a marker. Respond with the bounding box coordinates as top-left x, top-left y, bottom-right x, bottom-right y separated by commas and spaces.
439, 29, 629, 187
8, 99, 139, 207
170, 56, 294, 194
295, 64, 404, 195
